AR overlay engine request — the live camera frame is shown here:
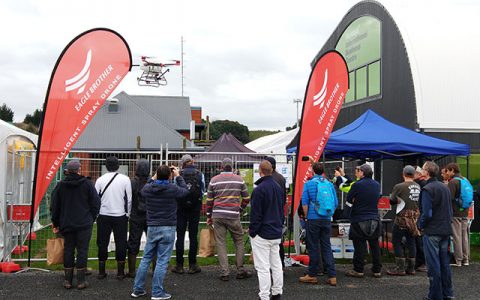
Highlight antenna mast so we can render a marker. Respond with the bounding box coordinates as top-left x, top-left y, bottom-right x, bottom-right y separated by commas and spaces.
181, 36, 185, 96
